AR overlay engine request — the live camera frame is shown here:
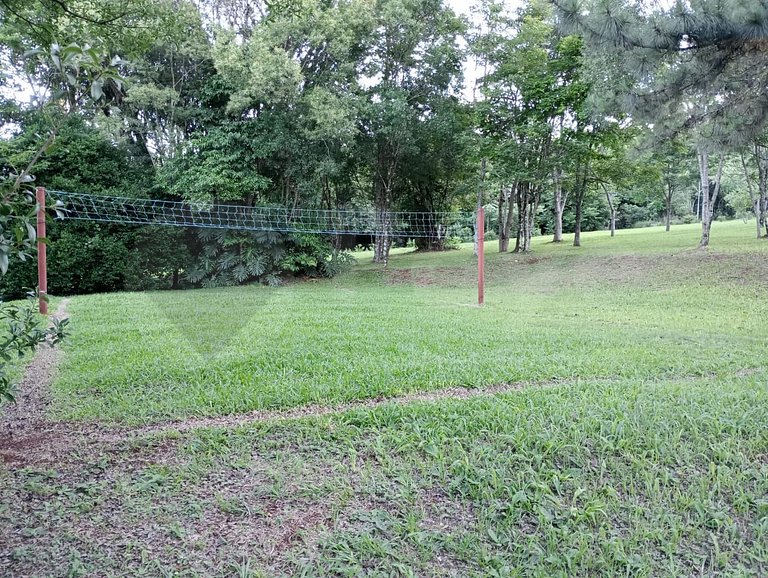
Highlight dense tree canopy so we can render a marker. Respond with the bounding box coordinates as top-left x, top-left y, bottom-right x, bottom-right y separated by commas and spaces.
0, 0, 764, 295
